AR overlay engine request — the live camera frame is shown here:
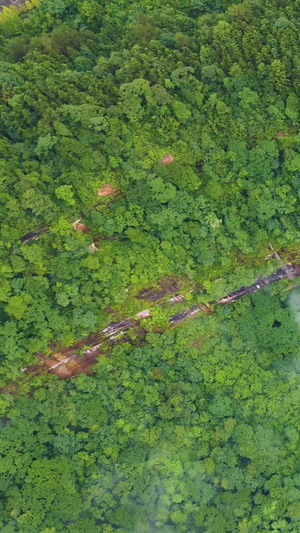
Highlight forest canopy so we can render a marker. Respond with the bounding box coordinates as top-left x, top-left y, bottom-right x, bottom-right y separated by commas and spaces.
1, 0, 300, 377
2, 290, 300, 532
1, 0, 300, 531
